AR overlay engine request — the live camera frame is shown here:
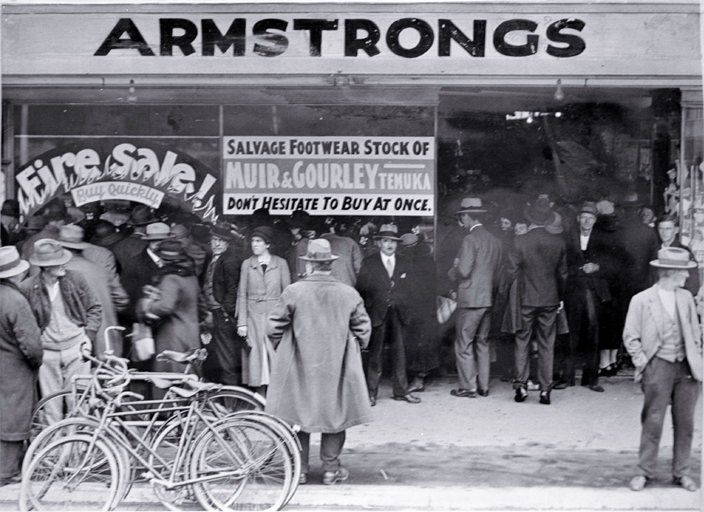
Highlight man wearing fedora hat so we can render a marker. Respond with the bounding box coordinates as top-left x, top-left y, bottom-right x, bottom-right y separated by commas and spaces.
505, 197, 567, 405
623, 247, 703, 493
267, 239, 372, 485
20, 239, 101, 425
111, 205, 159, 271
1, 199, 20, 246
0, 246, 42, 486
448, 197, 502, 398
20, 200, 69, 264
357, 223, 420, 405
